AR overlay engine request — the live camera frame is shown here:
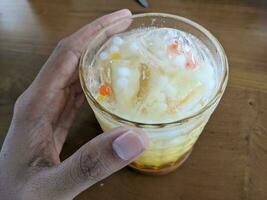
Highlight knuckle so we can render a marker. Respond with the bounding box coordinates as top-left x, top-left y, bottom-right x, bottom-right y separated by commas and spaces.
13, 90, 36, 120
56, 37, 69, 50
95, 19, 105, 30
79, 151, 103, 181
73, 149, 109, 183
56, 37, 79, 59
14, 94, 23, 108
14, 92, 28, 114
